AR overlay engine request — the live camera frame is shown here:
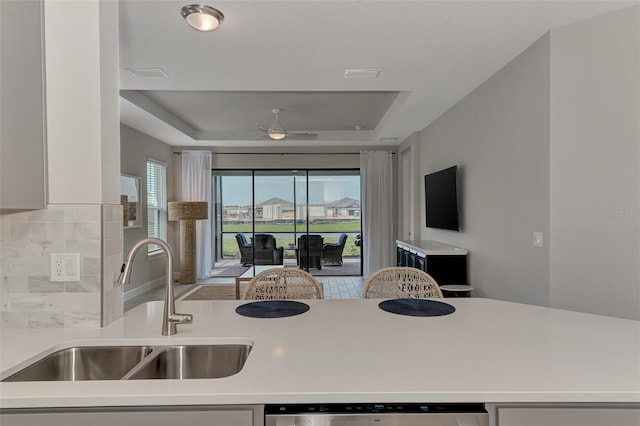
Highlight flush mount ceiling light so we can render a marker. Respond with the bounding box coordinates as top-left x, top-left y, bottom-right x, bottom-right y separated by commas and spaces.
180, 4, 224, 32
